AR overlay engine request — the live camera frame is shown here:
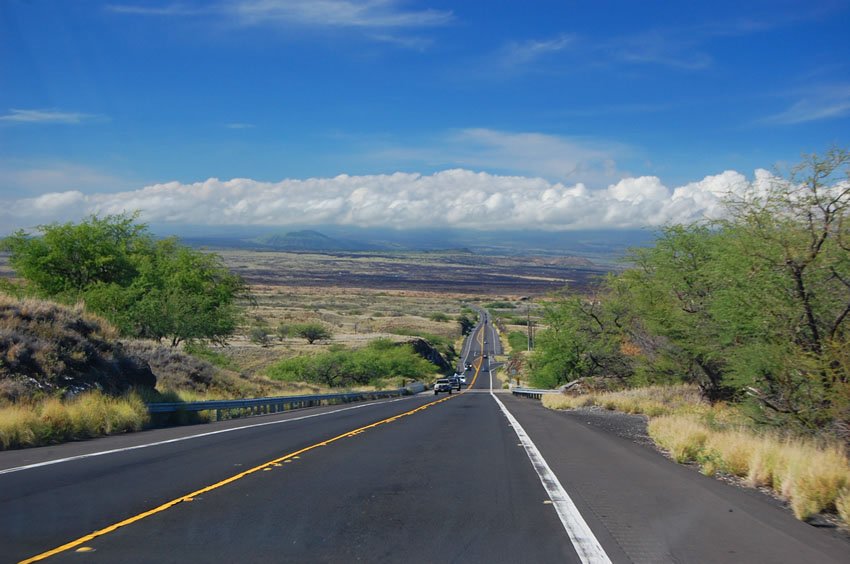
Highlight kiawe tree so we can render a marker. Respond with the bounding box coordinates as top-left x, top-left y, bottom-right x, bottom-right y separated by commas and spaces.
296, 322, 333, 344
2, 214, 149, 296
717, 147, 850, 427
528, 147, 850, 433
2, 214, 248, 346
